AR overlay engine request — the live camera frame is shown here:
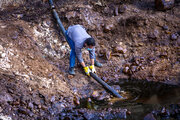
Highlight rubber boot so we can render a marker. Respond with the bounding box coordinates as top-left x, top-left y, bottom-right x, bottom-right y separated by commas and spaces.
69, 67, 75, 75
94, 61, 103, 67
